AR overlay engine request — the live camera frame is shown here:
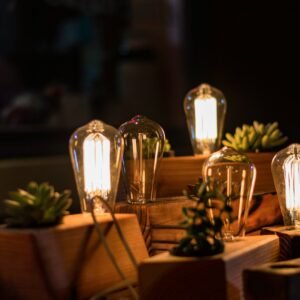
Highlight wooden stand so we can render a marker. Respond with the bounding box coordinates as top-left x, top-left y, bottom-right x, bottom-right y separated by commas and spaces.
0, 214, 148, 300
116, 197, 192, 255
261, 226, 300, 260
116, 193, 282, 256
156, 153, 275, 198
243, 258, 300, 300
139, 235, 280, 300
